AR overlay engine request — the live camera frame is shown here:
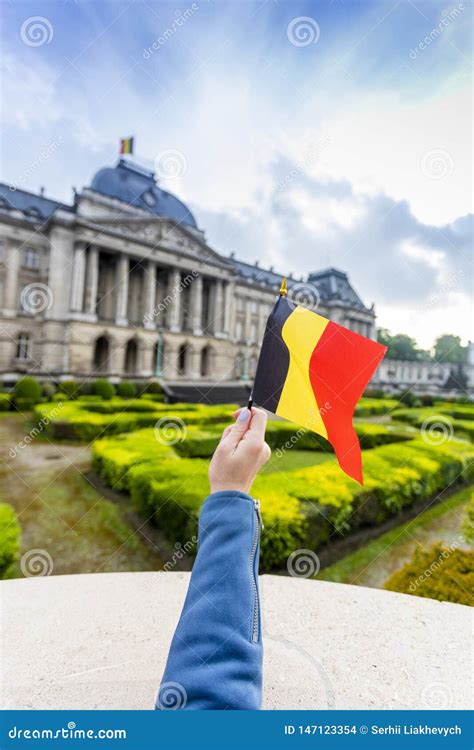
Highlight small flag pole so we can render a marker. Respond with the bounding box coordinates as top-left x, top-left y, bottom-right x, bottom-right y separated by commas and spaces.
246, 277, 288, 410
